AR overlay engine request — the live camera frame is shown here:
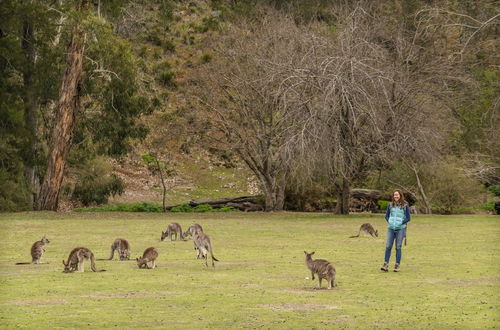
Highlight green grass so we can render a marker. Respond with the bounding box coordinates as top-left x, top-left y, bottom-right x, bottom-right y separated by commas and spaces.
0, 212, 498, 328
165, 159, 254, 205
